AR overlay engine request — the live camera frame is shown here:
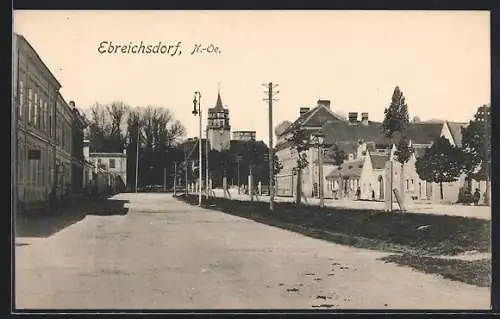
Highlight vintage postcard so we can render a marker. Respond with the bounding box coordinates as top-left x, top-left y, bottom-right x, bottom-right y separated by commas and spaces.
12, 10, 491, 311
